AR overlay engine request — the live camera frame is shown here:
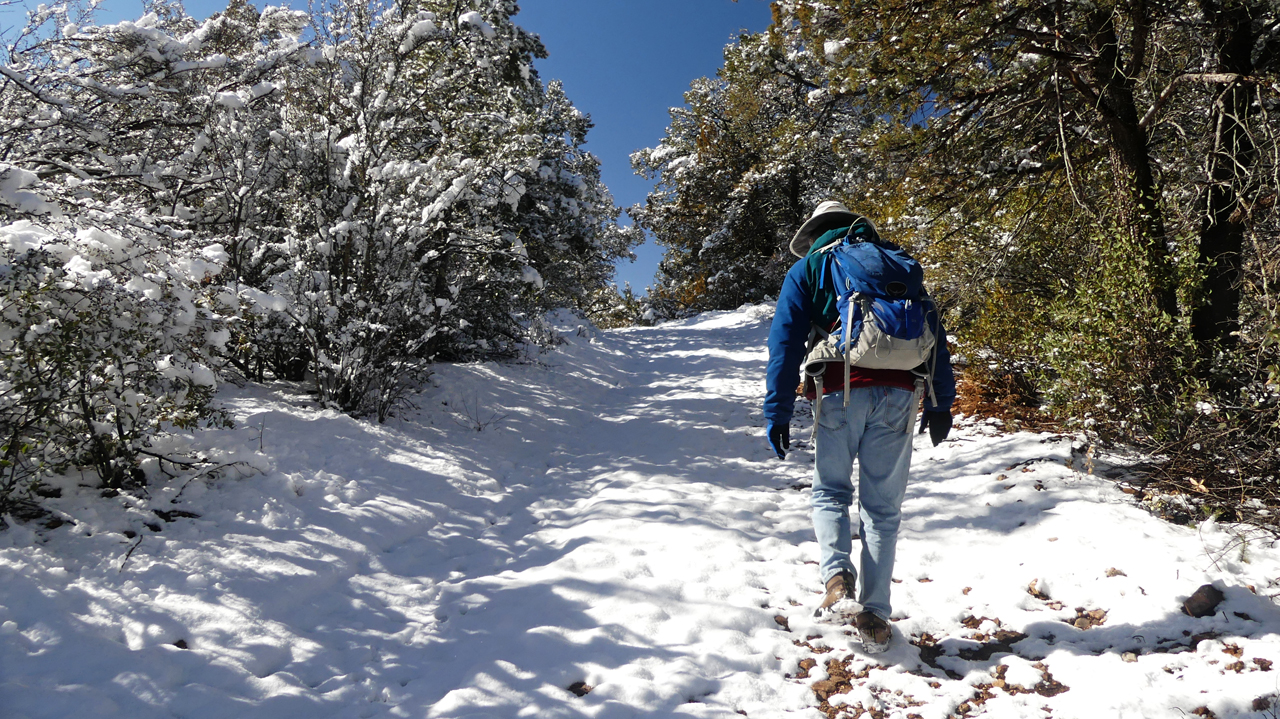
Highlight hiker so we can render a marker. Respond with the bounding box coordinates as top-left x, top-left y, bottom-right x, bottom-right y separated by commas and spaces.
763, 200, 955, 653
